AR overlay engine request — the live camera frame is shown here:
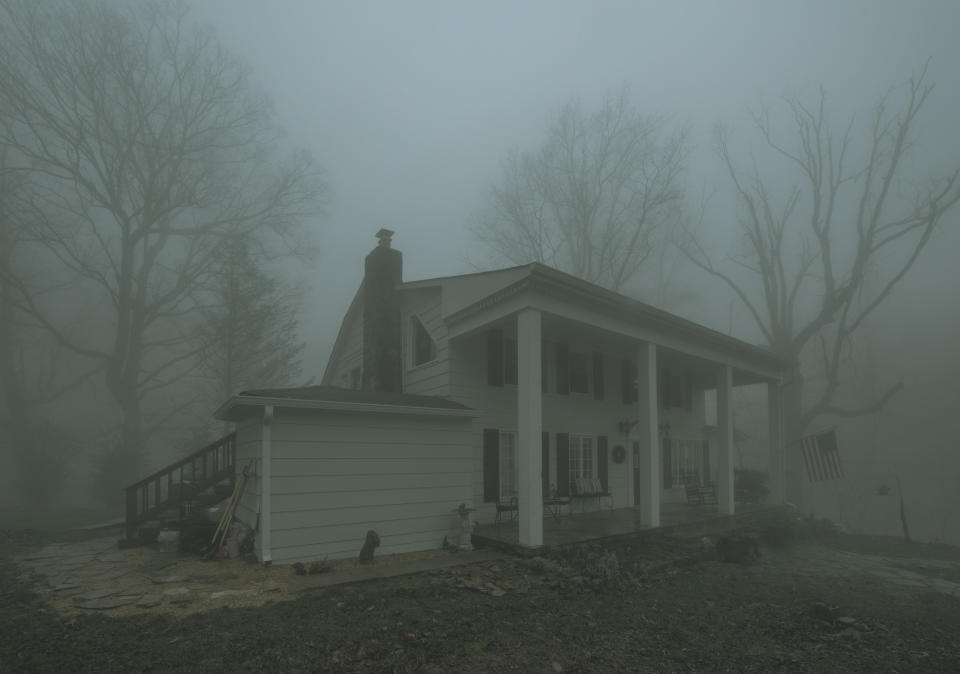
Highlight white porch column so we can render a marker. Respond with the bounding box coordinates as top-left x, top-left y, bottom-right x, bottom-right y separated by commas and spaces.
766, 380, 785, 504
716, 364, 735, 515
517, 308, 543, 547
636, 341, 660, 527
